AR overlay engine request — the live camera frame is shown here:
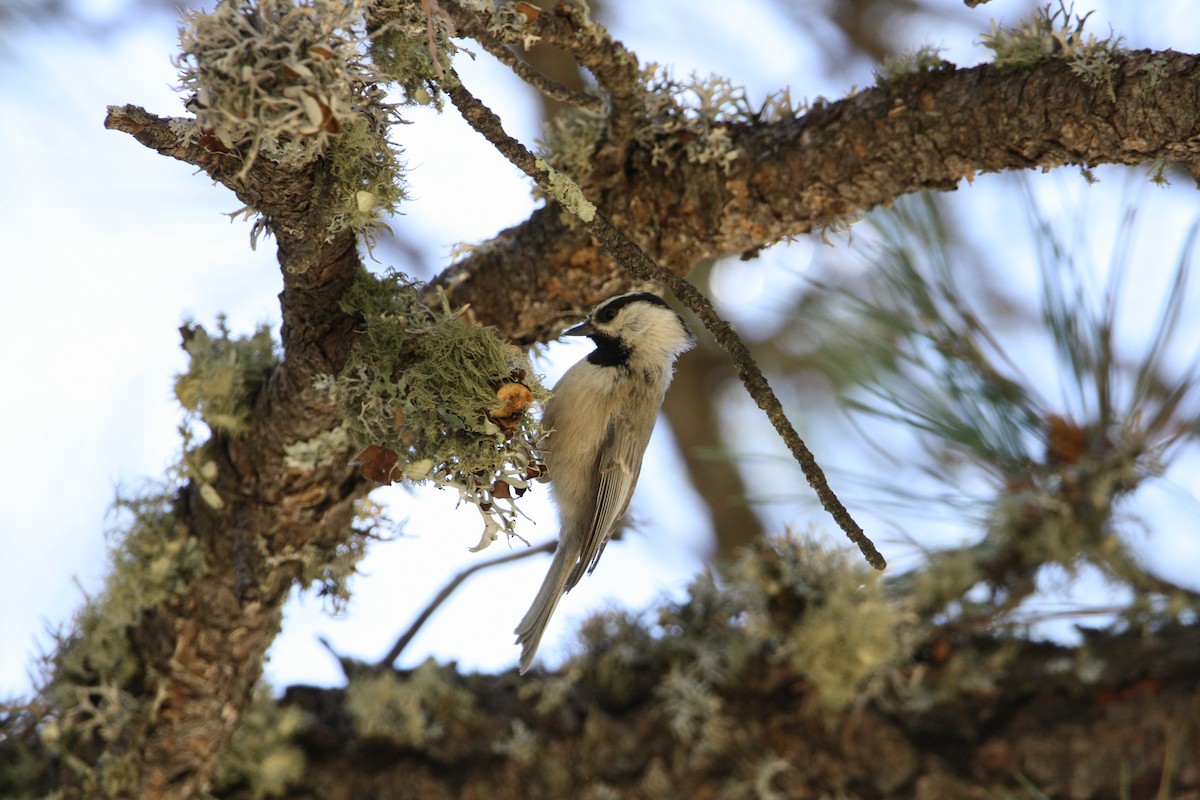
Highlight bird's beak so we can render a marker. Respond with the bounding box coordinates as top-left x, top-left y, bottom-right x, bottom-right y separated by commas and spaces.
564, 320, 596, 337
